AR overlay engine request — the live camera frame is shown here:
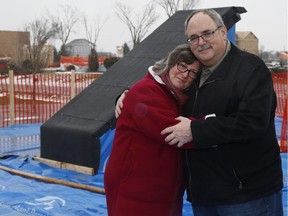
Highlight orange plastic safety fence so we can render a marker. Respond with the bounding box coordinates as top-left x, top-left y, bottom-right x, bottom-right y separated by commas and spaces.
272, 72, 287, 117
272, 72, 288, 152
60, 56, 89, 66
0, 74, 9, 126
0, 72, 101, 127
0, 71, 286, 142
60, 55, 112, 65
